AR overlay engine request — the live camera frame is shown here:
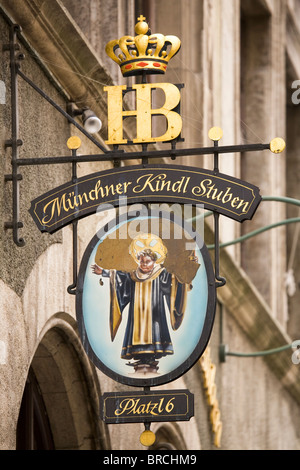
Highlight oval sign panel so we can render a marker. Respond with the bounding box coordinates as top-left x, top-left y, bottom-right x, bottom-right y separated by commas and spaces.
76, 210, 216, 387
